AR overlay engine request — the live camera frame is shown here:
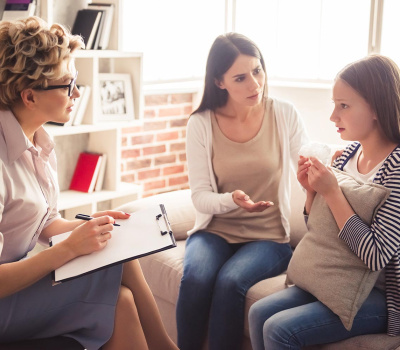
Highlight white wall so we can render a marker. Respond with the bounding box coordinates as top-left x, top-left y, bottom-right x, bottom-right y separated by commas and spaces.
269, 84, 347, 146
